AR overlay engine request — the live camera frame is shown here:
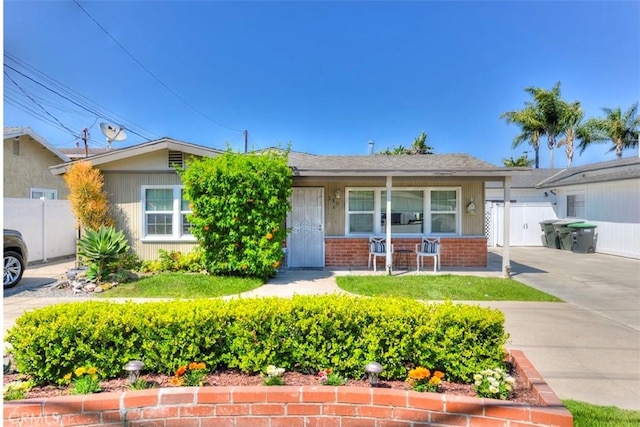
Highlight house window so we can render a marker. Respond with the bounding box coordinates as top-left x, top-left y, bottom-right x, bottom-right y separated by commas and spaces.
345, 187, 460, 235
142, 186, 194, 240
30, 188, 57, 200
567, 193, 585, 218
348, 190, 374, 233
